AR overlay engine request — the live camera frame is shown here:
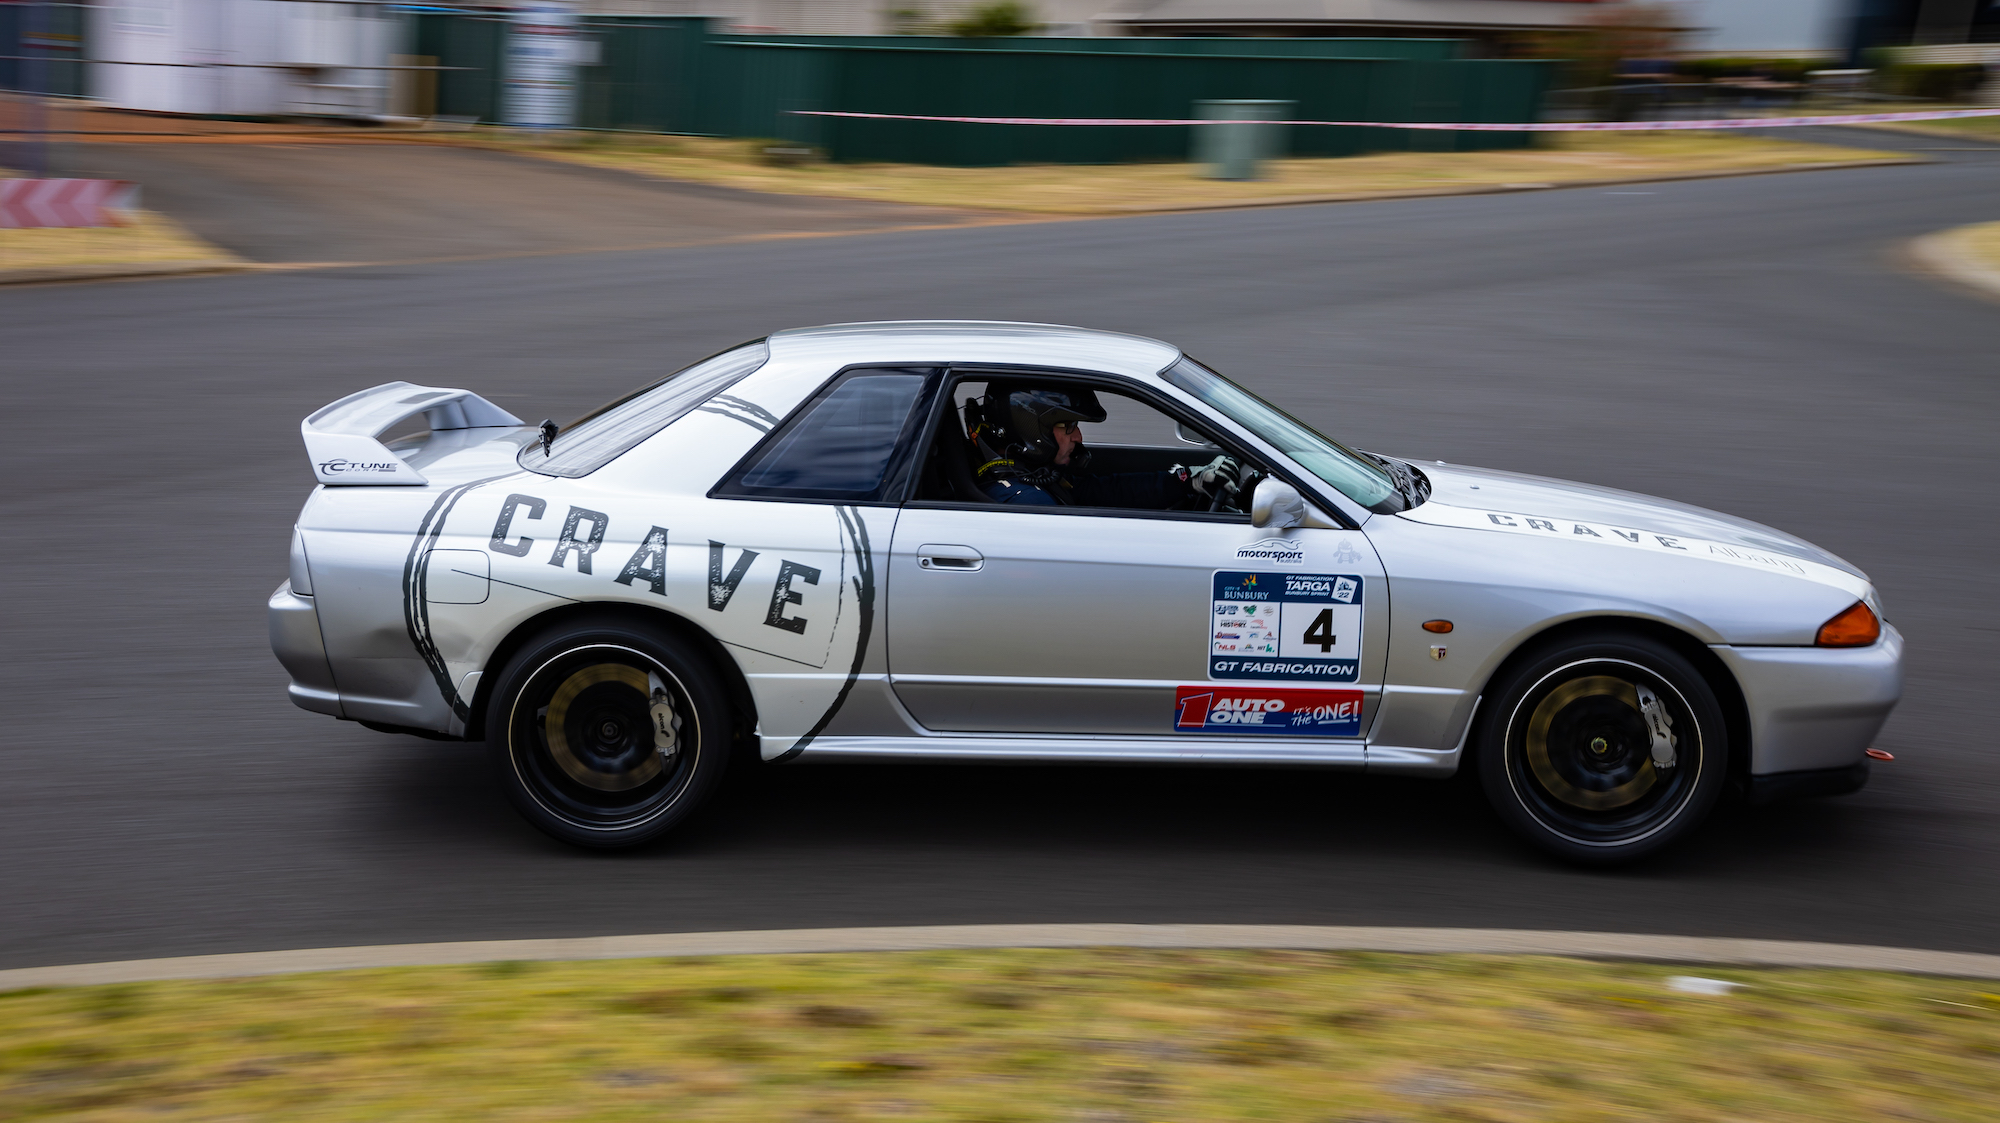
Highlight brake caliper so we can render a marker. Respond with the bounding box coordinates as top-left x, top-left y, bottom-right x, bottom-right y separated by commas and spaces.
648, 672, 680, 761
1635, 683, 1677, 770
